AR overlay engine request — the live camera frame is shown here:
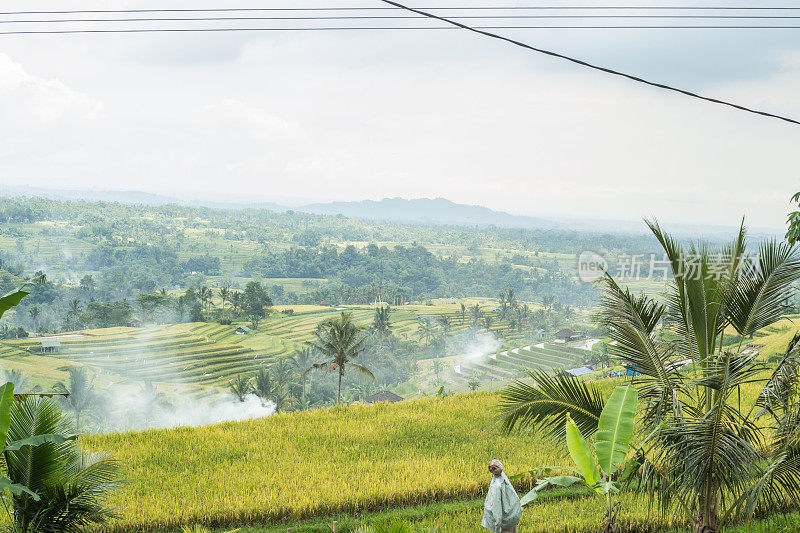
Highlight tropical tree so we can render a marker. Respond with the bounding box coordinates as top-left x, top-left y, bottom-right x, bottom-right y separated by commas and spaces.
6, 395, 123, 531
219, 286, 230, 313
469, 303, 482, 327
291, 347, 315, 409
417, 319, 437, 346
67, 298, 83, 330
305, 312, 374, 405
52, 367, 98, 430
138, 380, 168, 423
252, 367, 290, 410
516, 386, 638, 532
28, 306, 40, 331
372, 306, 392, 337
500, 220, 800, 533
229, 374, 252, 402
243, 281, 272, 329
198, 286, 212, 311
